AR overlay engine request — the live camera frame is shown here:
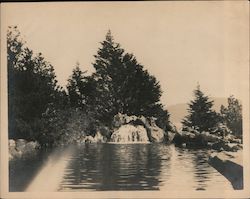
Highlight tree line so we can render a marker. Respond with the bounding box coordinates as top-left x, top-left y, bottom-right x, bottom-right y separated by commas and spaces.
182, 85, 242, 138
7, 26, 243, 146
8, 27, 170, 146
